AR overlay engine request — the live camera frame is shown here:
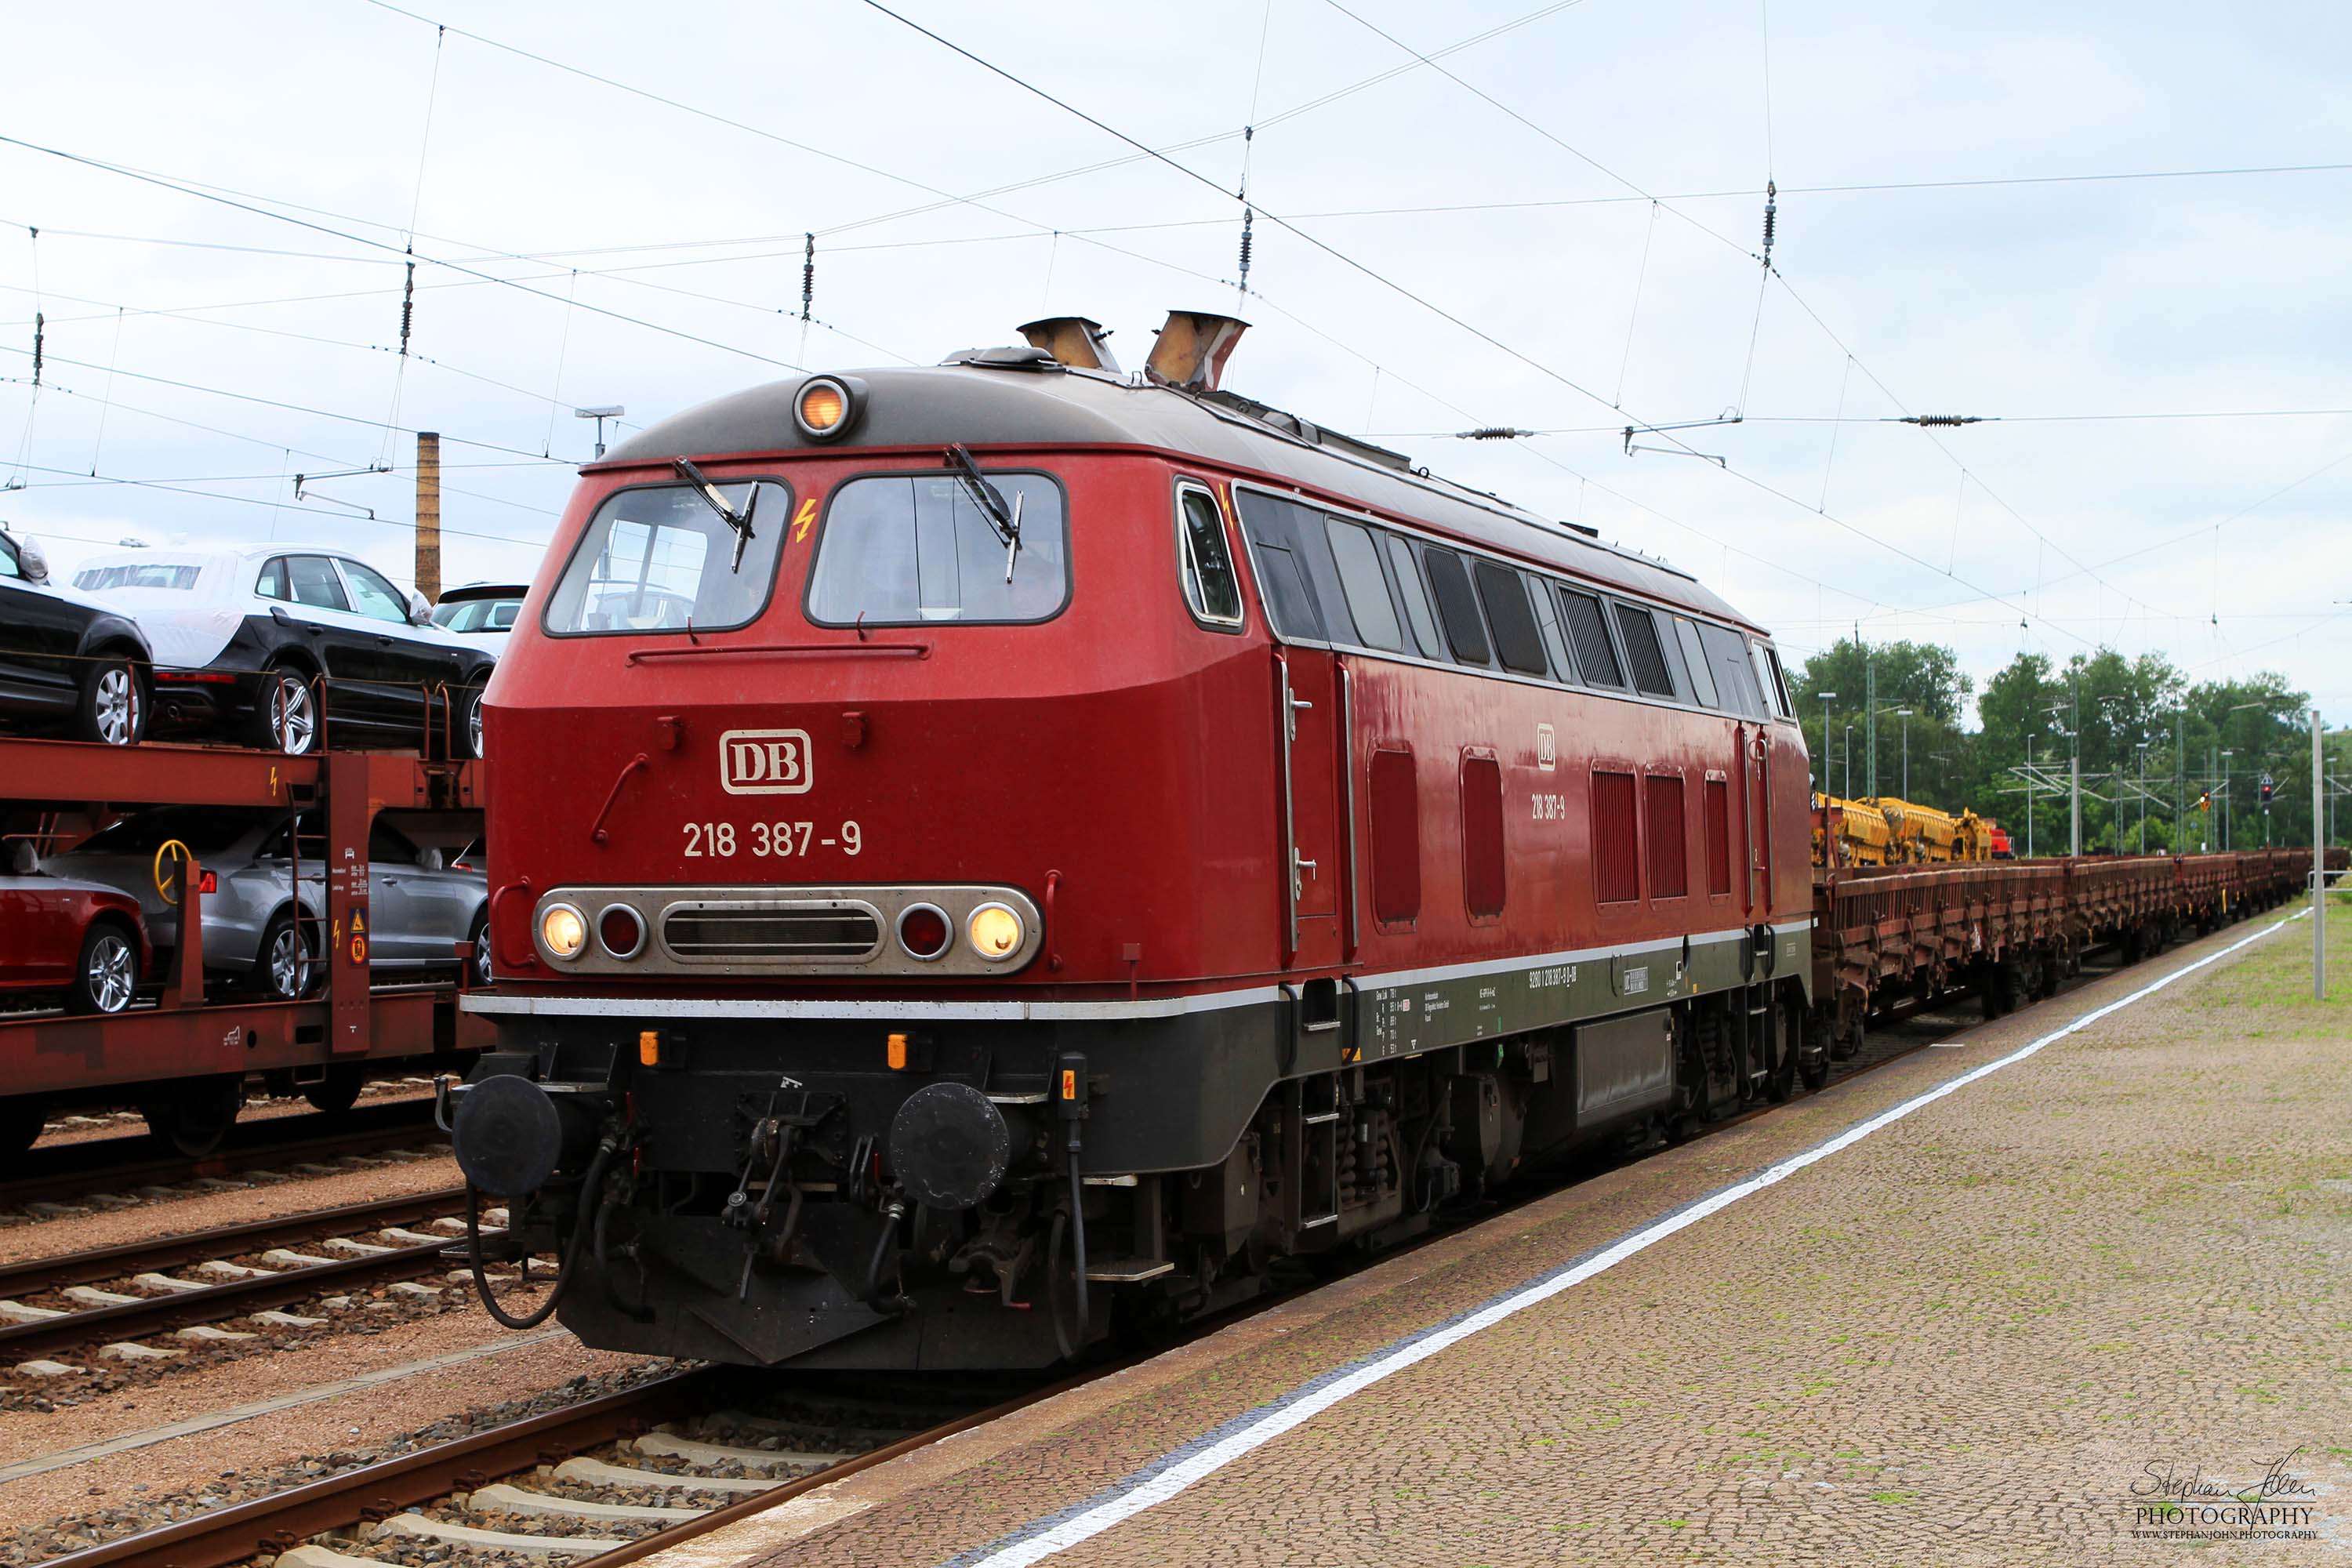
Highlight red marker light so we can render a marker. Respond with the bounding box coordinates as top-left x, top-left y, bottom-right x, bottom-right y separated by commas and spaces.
897, 904, 950, 960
